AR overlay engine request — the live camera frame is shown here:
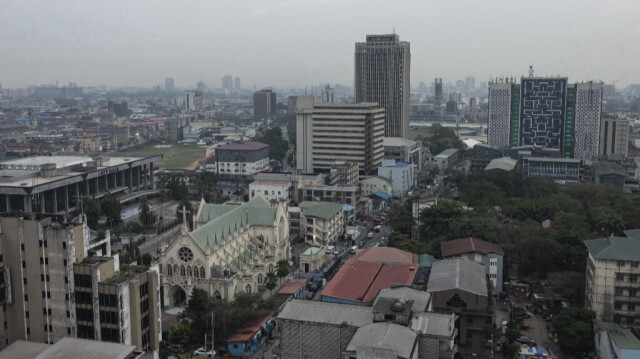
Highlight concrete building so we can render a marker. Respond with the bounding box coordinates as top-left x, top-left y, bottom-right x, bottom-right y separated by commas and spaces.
427, 259, 493, 357
164, 77, 174, 92
600, 115, 630, 158
0, 214, 159, 354
234, 77, 241, 91
594, 320, 640, 359
434, 149, 459, 173
488, 77, 603, 159
253, 89, 277, 118
160, 195, 290, 304
298, 201, 345, 246
249, 181, 291, 202
0, 337, 140, 359
328, 161, 359, 187
212, 141, 270, 181
441, 237, 504, 294
296, 103, 385, 175
343, 322, 418, 359
410, 312, 458, 359
0, 154, 160, 218
584, 230, 640, 325
360, 176, 392, 197
298, 246, 326, 274
521, 157, 581, 182
276, 299, 373, 359
297, 184, 358, 207
434, 78, 443, 104
222, 75, 234, 91
322, 84, 334, 104
384, 137, 423, 173
377, 159, 416, 198
355, 34, 411, 138
185, 90, 203, 111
